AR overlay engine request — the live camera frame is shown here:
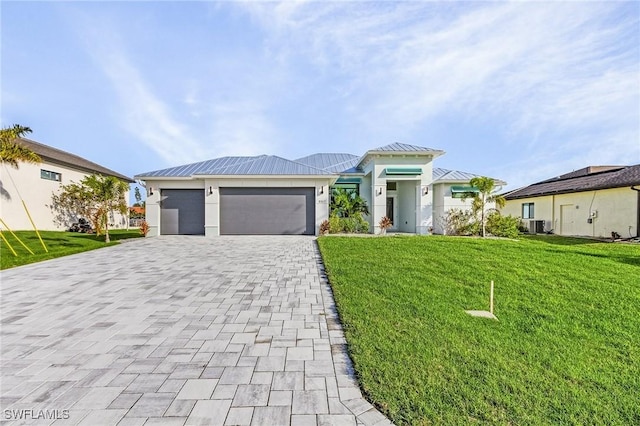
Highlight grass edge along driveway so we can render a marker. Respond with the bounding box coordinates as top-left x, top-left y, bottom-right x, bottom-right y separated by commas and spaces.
1, 230, 143, 269
318, 235, 640, 425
